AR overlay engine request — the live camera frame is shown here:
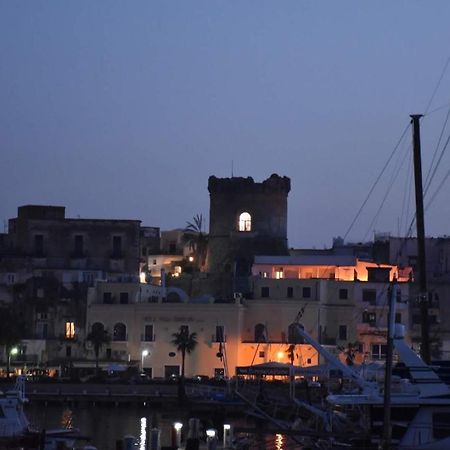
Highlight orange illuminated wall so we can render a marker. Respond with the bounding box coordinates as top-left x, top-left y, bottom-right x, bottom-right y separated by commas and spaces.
253, 259, 412, 282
